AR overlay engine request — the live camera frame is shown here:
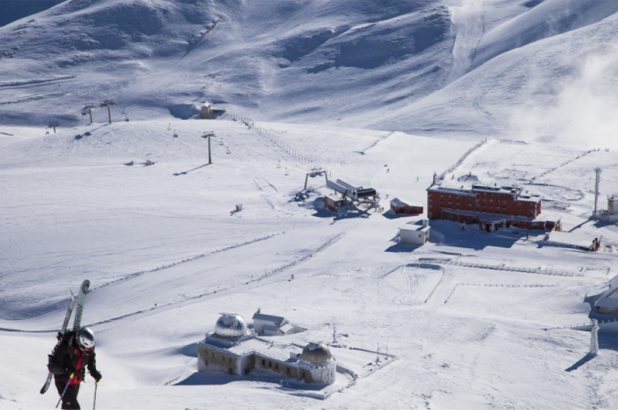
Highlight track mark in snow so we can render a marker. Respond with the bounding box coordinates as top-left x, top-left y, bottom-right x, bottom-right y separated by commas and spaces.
439, 138, 490, 180
530, 150, 591, 182
70, 232, 346, 330
0, 76, 75, 89
380, 265, 445, 306
93, 231, 287, 291
355, 132, 395, 155
257, 232, 345, 281
0, 92, 65, 105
